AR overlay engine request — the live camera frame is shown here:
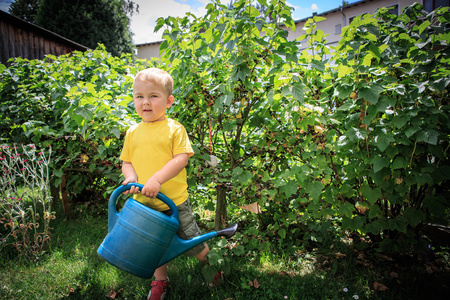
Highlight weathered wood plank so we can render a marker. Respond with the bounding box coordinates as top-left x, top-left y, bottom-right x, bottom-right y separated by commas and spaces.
1, 10, 89, 66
